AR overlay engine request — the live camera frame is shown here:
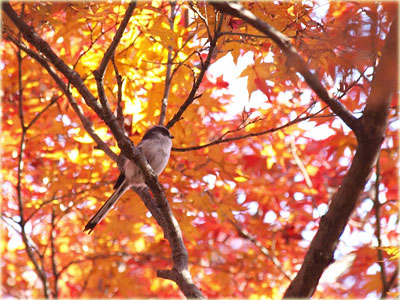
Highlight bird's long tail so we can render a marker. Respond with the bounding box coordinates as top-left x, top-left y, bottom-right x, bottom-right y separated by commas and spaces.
84, 180, 130, 234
